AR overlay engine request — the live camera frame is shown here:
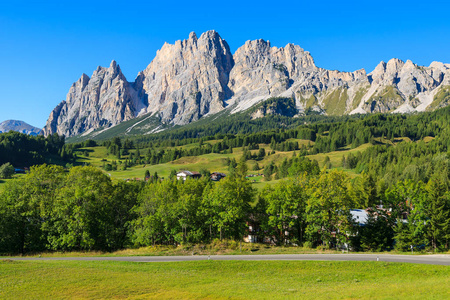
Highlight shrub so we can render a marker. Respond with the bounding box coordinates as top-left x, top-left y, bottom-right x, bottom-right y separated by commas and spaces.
0, 163, 14, 179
